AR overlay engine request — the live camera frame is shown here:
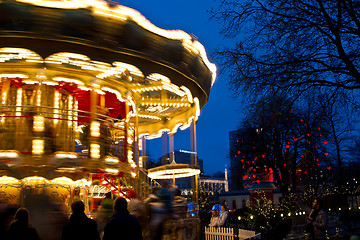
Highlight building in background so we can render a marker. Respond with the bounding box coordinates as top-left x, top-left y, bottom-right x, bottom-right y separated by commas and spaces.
199, 167, 229, 194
